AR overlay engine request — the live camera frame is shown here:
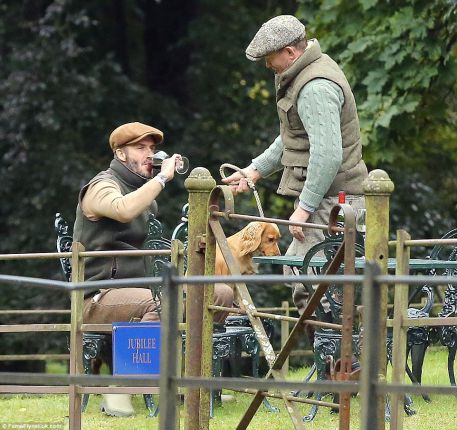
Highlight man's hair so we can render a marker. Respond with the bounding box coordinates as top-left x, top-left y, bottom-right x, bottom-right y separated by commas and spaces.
291, 37, 307, 51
